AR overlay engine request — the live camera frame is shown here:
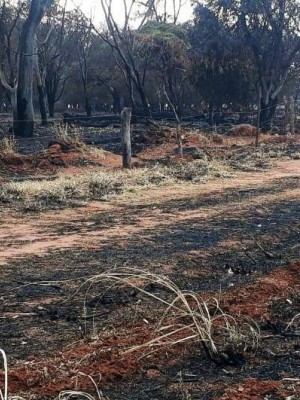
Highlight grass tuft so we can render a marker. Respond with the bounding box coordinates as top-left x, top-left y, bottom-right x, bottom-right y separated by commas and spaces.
81, 268, 260, 365
0, 136, 18, 155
